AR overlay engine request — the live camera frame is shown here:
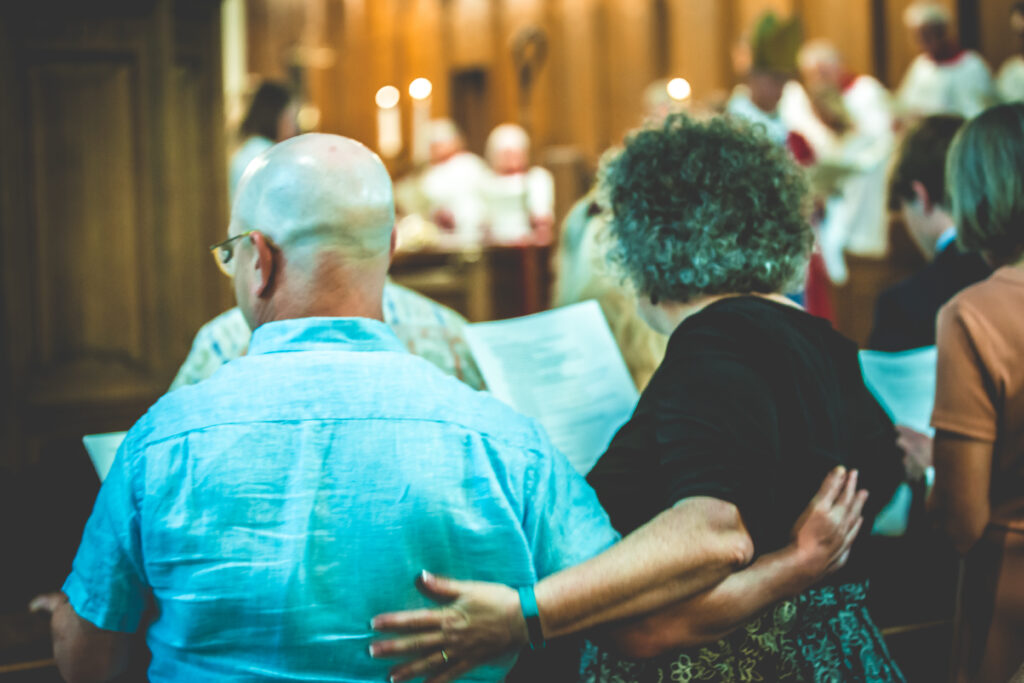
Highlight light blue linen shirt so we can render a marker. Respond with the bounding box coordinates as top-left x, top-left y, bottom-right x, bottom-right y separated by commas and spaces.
63, 317, 619, 682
